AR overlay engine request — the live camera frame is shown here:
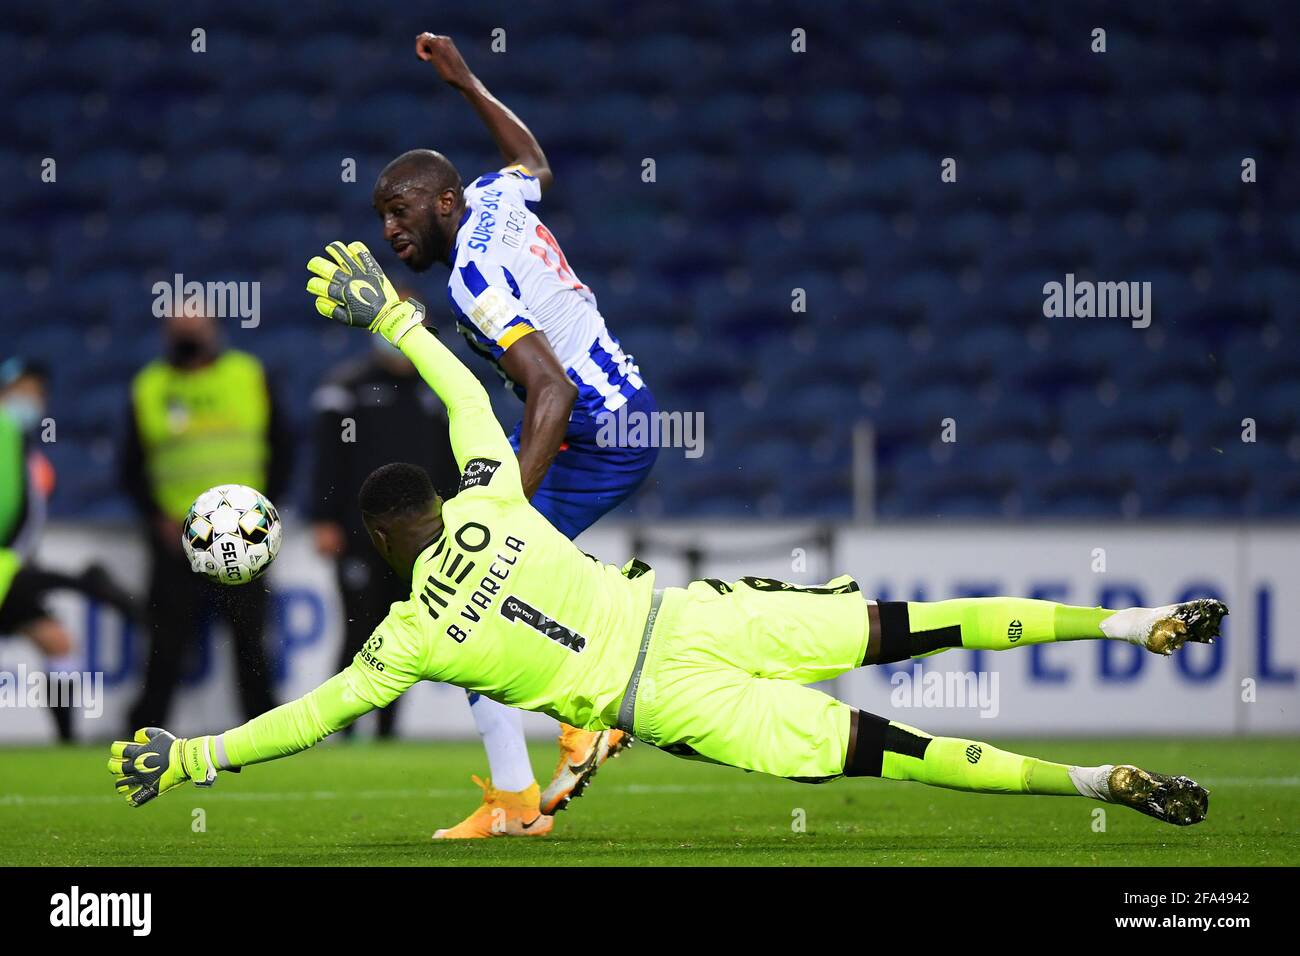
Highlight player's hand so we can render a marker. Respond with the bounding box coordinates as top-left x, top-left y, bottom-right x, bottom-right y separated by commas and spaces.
306, 241, 426, 345
107, 727, 216, 807
415, 33, 474, 89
